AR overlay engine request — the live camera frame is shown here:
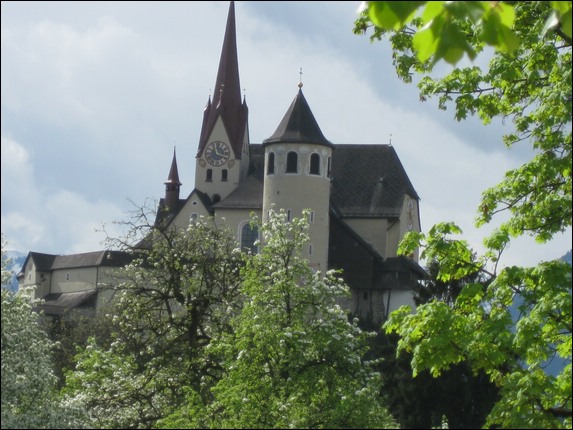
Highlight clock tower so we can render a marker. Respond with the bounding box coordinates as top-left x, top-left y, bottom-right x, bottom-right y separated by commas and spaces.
195, 1, 249, 202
